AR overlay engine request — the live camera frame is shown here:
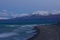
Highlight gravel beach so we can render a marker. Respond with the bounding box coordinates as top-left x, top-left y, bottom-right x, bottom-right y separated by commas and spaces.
28, 25, 60, 40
